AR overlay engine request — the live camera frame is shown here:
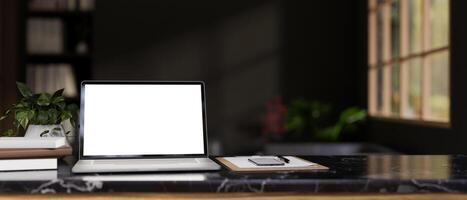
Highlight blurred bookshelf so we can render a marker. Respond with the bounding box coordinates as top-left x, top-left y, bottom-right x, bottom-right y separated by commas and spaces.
23, 0, 94, 103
